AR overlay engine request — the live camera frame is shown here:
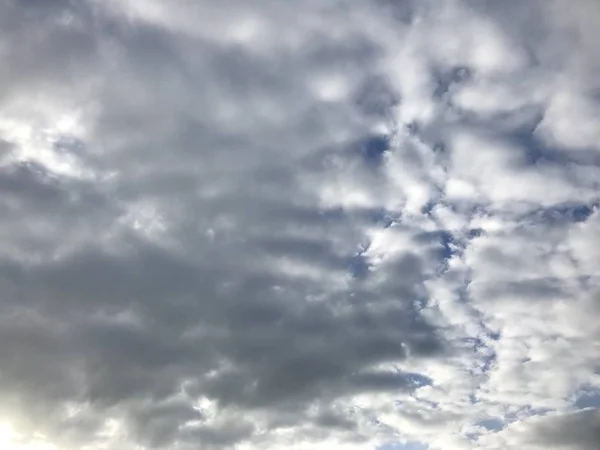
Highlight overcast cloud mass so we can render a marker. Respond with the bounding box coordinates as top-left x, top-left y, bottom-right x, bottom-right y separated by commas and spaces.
0, 0, 599, 449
